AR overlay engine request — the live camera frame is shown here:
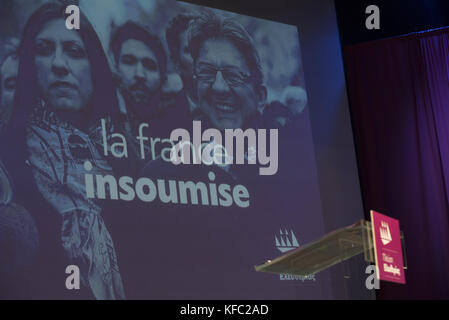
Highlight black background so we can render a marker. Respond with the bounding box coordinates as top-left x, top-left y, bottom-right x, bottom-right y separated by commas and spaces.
184, 0, 449, 46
